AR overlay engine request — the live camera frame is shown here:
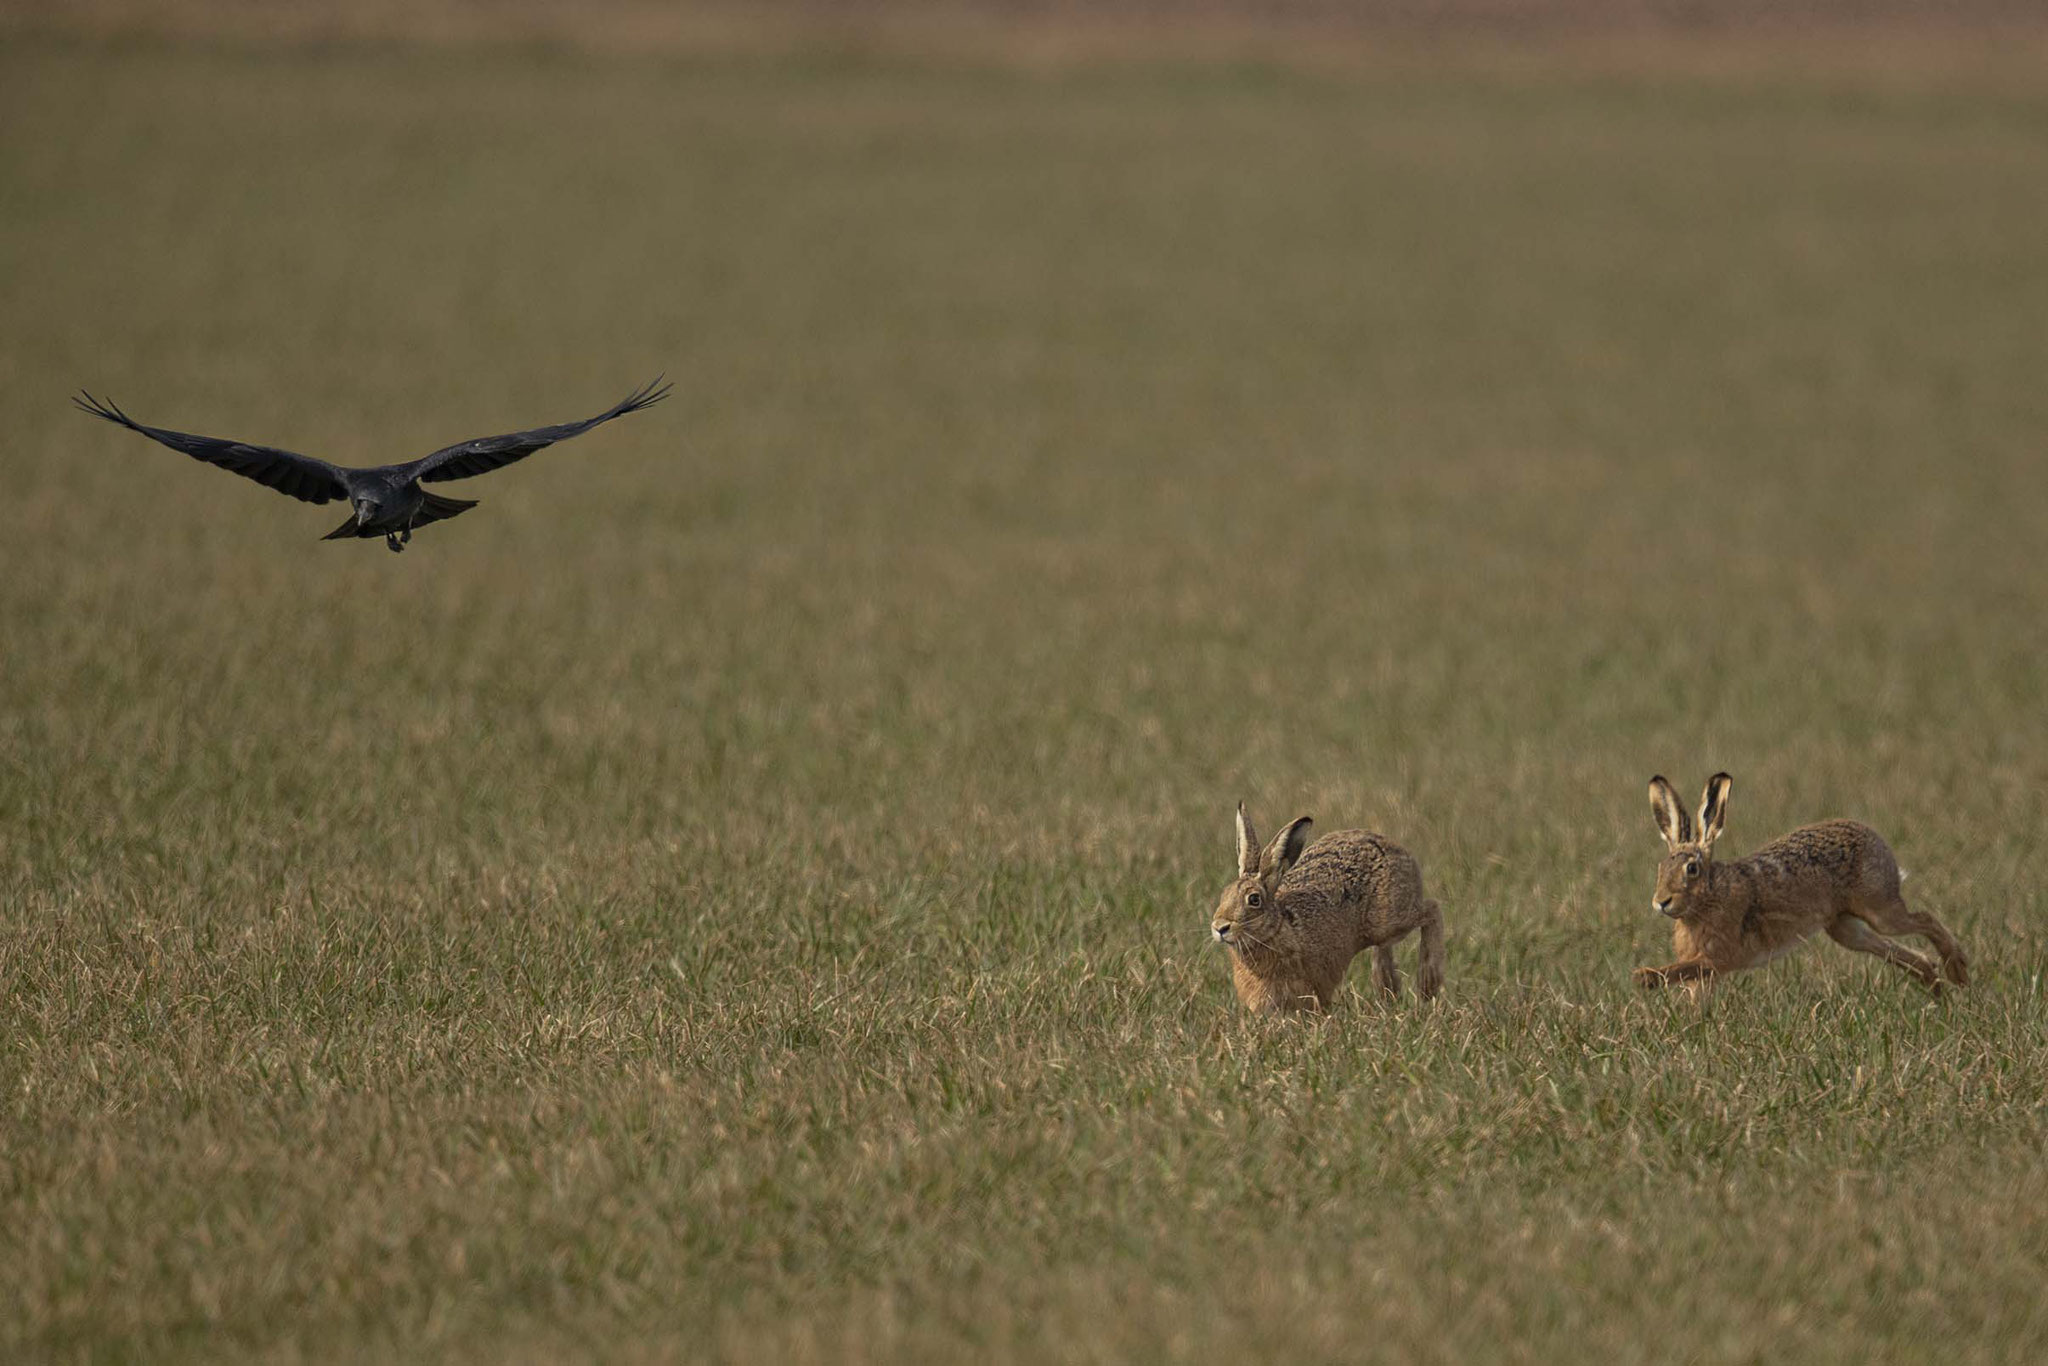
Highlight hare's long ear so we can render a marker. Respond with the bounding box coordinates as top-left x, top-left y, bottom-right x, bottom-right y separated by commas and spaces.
1697, 773, 1732, 851
1236, 804, 1261, 879
1648, 776, 1691, 850
1261, 817, 1314, 891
